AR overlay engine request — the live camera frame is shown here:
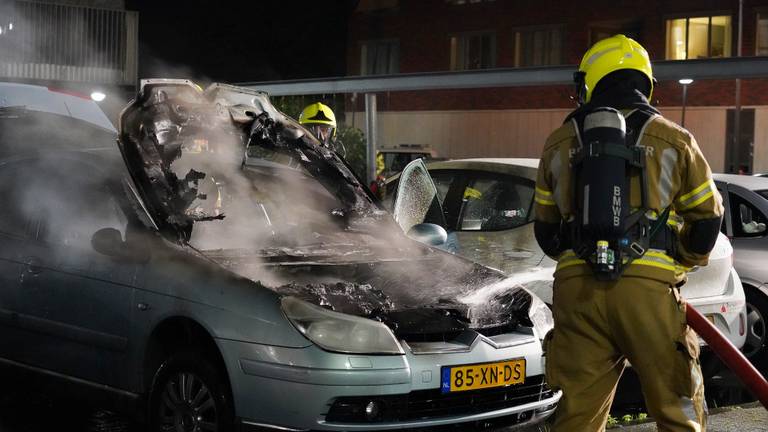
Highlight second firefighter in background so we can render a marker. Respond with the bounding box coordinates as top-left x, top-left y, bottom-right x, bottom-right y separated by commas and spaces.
299, 102, 346, 157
